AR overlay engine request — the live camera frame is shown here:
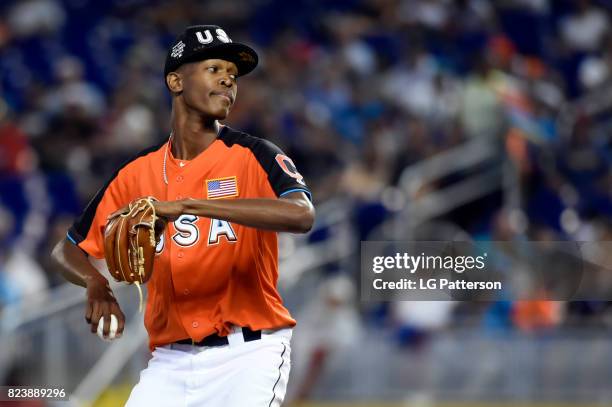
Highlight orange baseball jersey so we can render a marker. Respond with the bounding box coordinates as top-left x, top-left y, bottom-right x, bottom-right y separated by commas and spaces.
67, 125, 311, 350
